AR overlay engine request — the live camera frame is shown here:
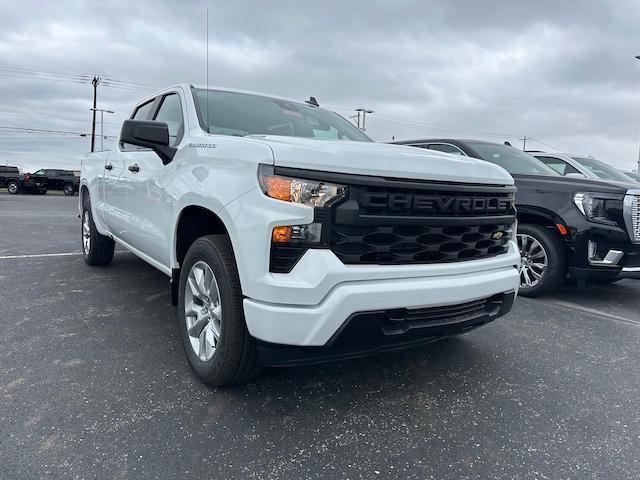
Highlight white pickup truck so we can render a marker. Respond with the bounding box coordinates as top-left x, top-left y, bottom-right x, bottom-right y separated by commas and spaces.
80, 84, 520, 385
